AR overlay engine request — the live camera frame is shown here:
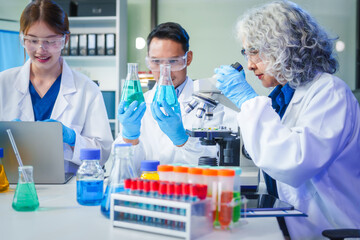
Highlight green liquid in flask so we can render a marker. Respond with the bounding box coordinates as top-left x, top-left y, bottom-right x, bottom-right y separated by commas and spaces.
154, 85, 179, 108
121, 80, 145, 109
12, 182, 39, 211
